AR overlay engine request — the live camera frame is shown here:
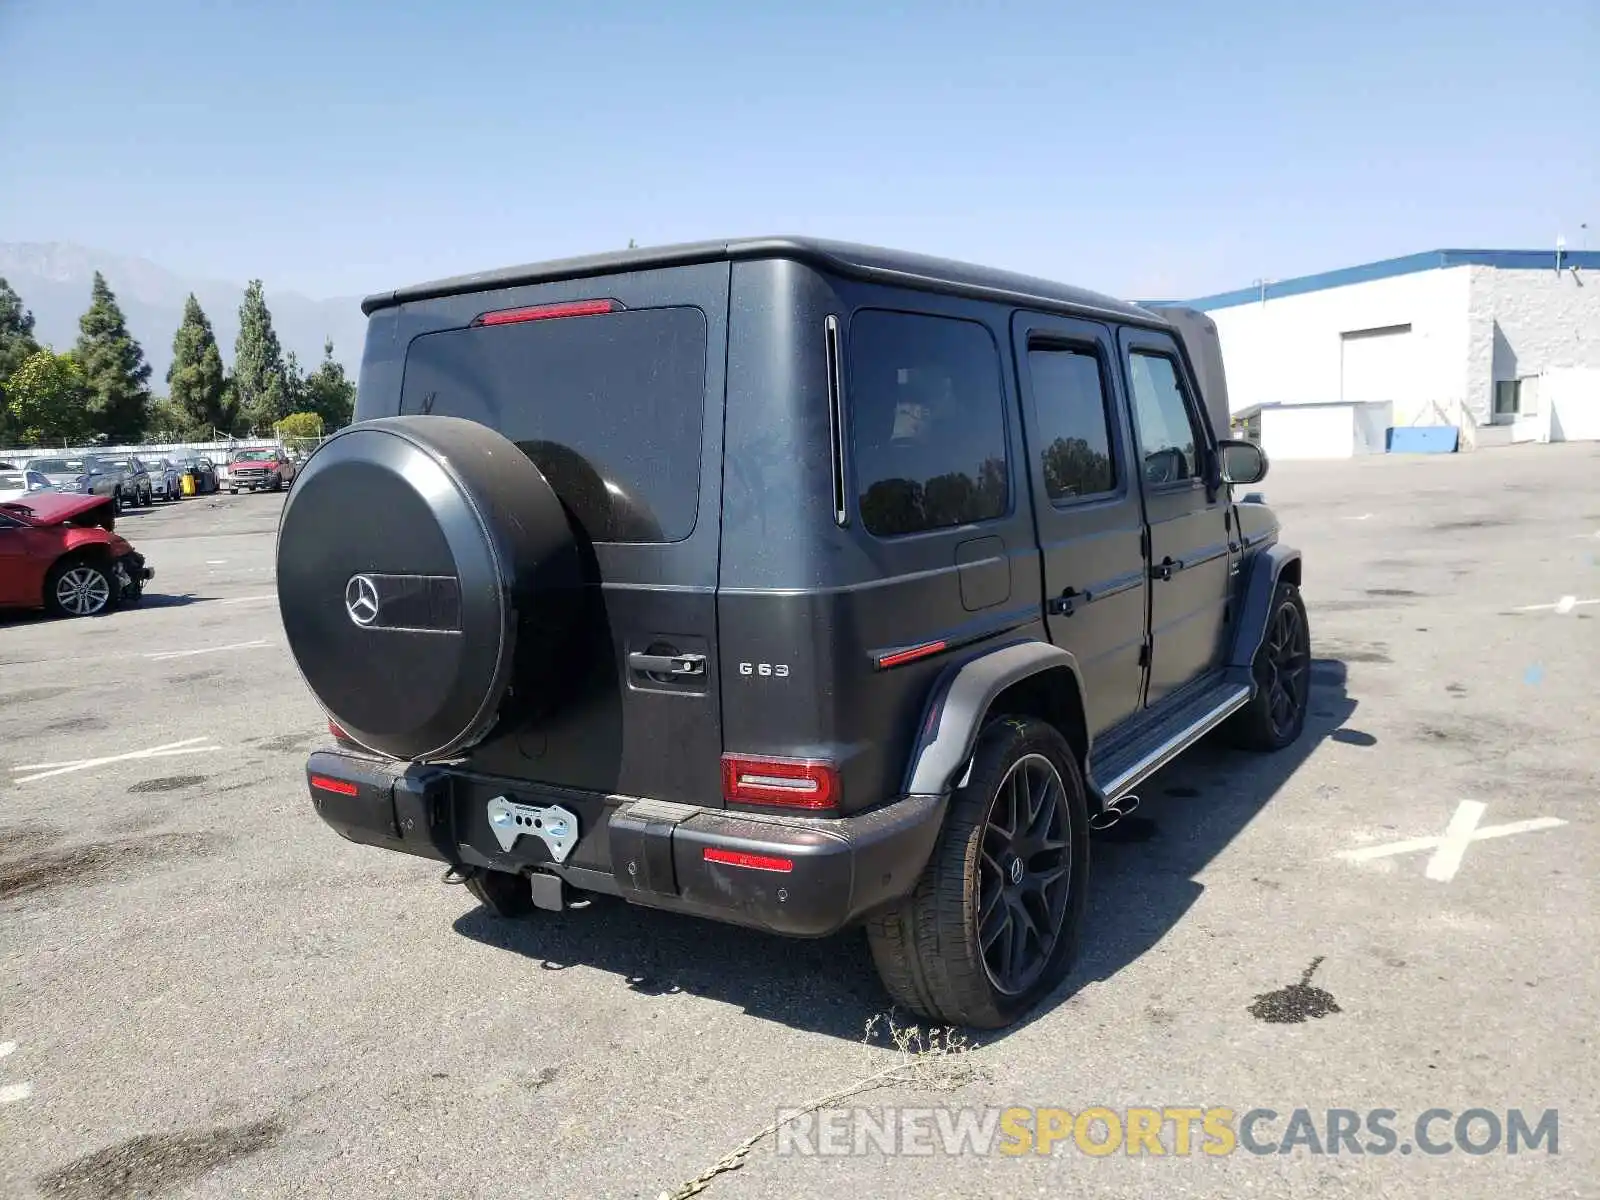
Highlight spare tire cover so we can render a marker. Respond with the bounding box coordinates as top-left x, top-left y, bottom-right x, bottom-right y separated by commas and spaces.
276, 414, 580, 761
